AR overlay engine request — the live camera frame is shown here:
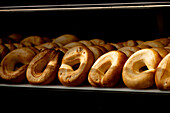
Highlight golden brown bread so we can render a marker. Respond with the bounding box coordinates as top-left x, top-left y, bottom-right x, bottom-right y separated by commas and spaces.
154, 38, 170, 46
0, 45, 9, 61
122, 49, 162, 89
100, 44, 115, 51
124, 40, 138, 47
63, 42, 85, 49
137, 41, 164, 49
152, 47, 169, 58
88, 51, 127, 87
118, 47, 140, 57
155, 53, 170, 90
8, 34, 22, 42
90, 39, 105, 45
21, 36, 44, 47
26, 49, 63, 85
52, 34, 79, 46
58, 46, 94, 86
79, 40, 94, 46
108, 43, 123, 49
0, 48, 37, 83
88, 46, 103, 61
